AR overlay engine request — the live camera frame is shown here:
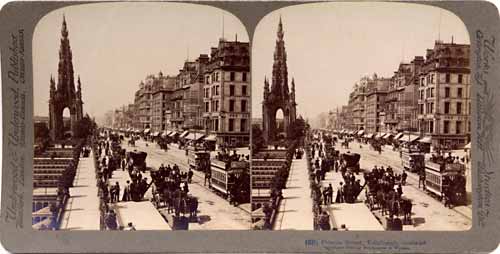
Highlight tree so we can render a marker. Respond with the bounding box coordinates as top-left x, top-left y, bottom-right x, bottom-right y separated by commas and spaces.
252, 125, 266, 154
34, 122, 50, 140
74, 114, 96, 138
288, 116, 307, 140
